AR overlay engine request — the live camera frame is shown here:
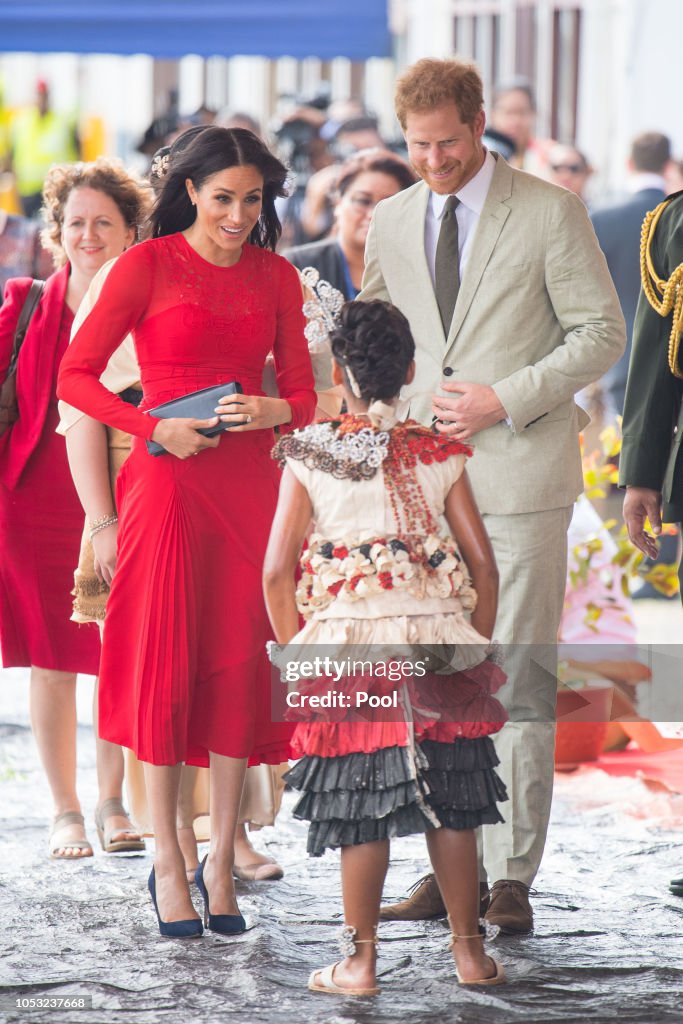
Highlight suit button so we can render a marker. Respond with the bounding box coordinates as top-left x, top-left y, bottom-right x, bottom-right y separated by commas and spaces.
443, 367, 454, 376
